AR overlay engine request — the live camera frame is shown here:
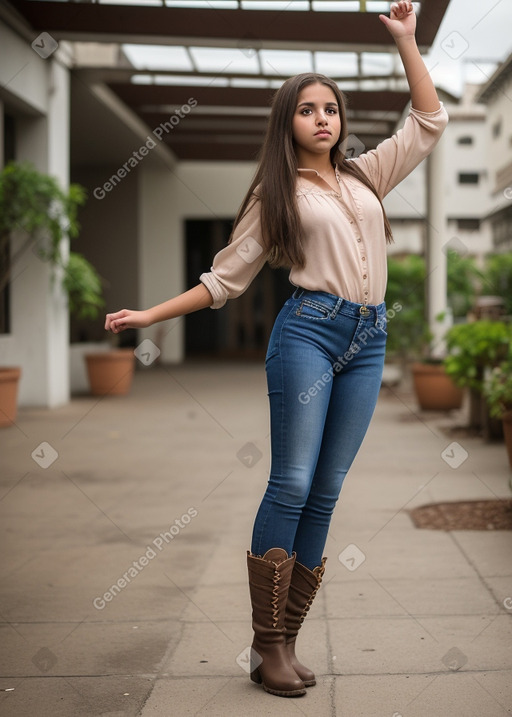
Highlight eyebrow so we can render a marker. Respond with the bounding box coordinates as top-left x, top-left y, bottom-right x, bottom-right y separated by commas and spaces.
297, 101, 338, 108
